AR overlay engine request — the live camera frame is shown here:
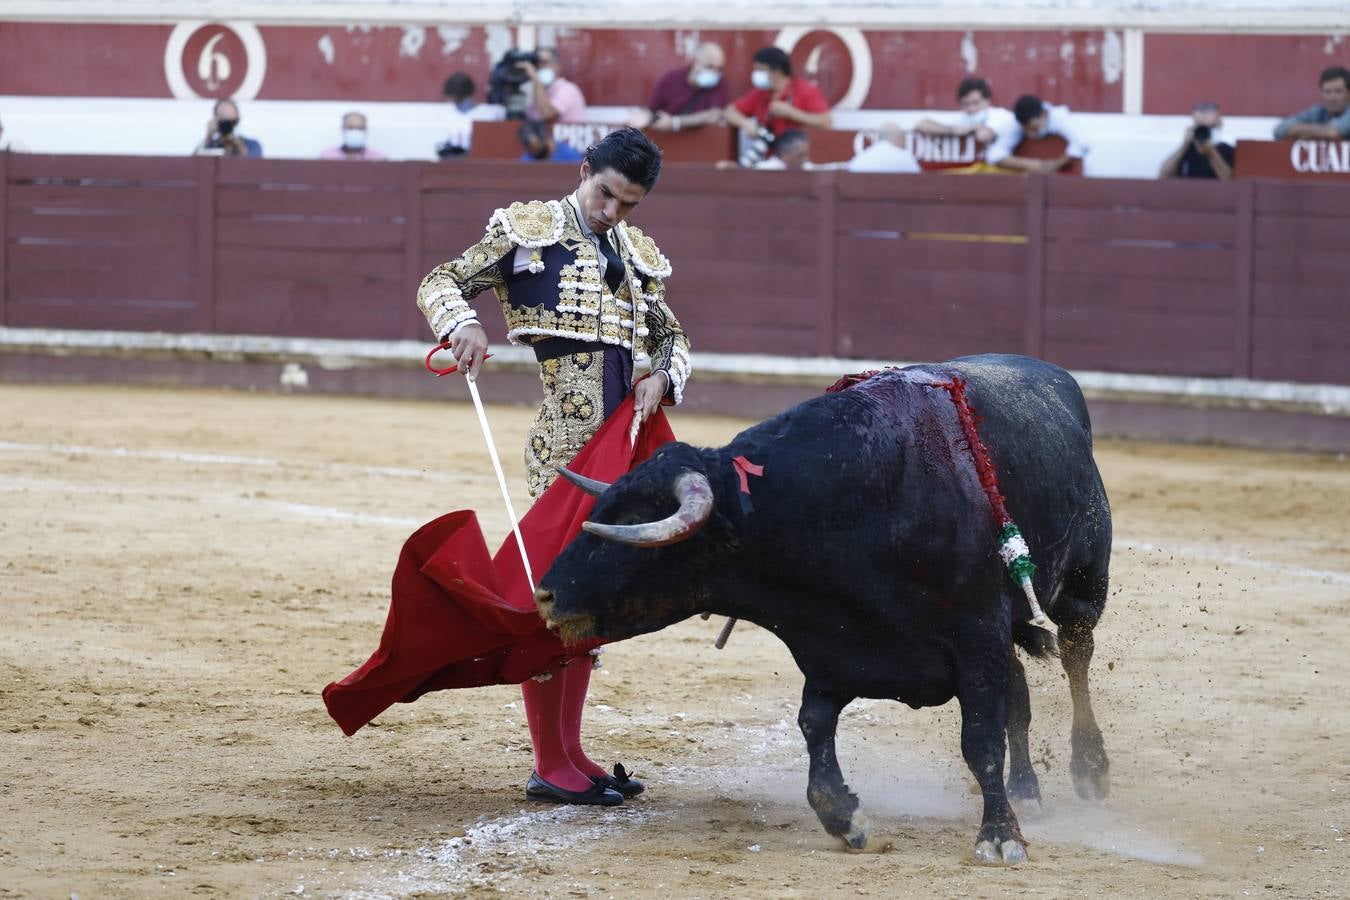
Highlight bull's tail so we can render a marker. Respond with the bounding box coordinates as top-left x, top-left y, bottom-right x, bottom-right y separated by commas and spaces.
1013, 621, 1059, 659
